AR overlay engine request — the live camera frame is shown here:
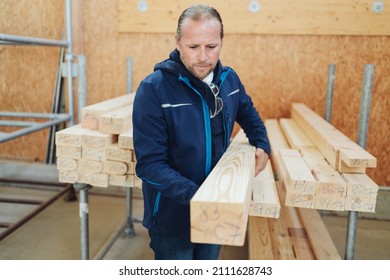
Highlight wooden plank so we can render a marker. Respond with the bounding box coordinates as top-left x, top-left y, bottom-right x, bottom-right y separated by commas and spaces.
342, 173, 378, 213
56, 146, 82, 159
190, 129, 255, 246
99, 105, 133, 135
58, 170, 86, 184
264, 119, 290, 181
55, 124, 83, 147
248, 216, 273, 260
278, 149, 317, 195
291, 103, 376, 170
109, 174, 138, 188
344, 196, 377, 213
297, 208, 342, 260
300, 147, 347, 198
338, 160, 367, 173
82, 147, 107, 161
249, 160, 280, 218
342, 173, 379, 199
314, 196, 346, 212
279, 118, 314, 149
81, 93, 135, 130
118, 0, 390, 36
55, 123, 118, 149
276, 180, 315, 259
56, 158, 78, 171
81, 130, 118, 149
291, 103, 339, 169
106, 143, 133, 162
263, 121, 315, 258
118, 128, 134, 149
